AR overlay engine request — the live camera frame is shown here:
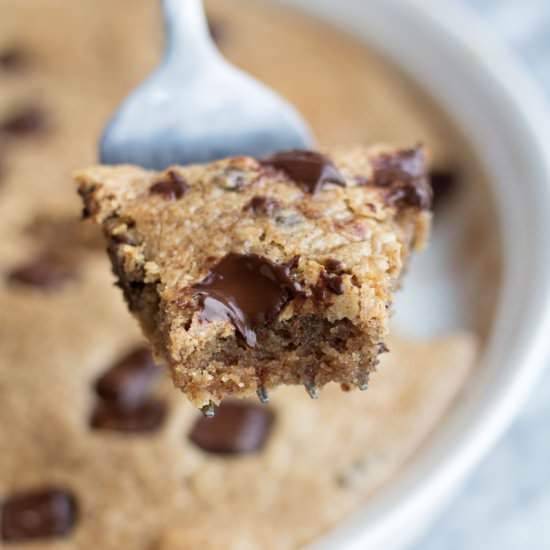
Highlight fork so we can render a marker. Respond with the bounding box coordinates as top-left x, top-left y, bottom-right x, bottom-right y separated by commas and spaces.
100, 0, 312, 170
